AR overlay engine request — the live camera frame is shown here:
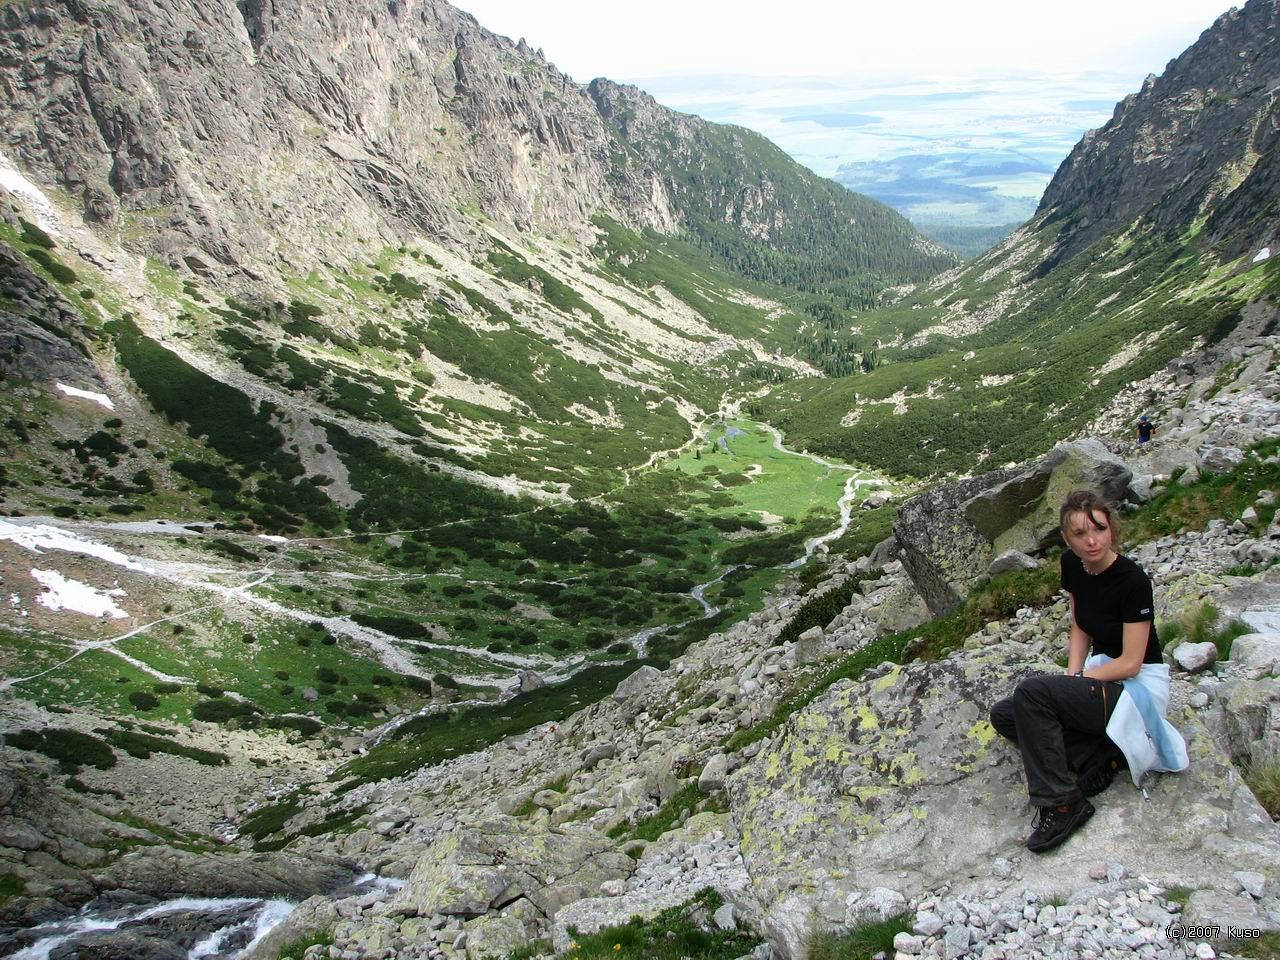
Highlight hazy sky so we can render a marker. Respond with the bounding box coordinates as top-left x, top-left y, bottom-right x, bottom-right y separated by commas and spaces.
454, 0, 1237, 83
